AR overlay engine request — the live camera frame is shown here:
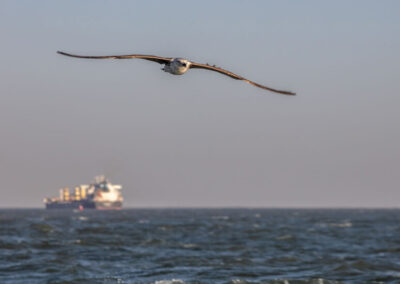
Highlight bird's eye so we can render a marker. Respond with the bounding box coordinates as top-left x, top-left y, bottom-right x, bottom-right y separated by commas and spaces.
181, 62, 187, 67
